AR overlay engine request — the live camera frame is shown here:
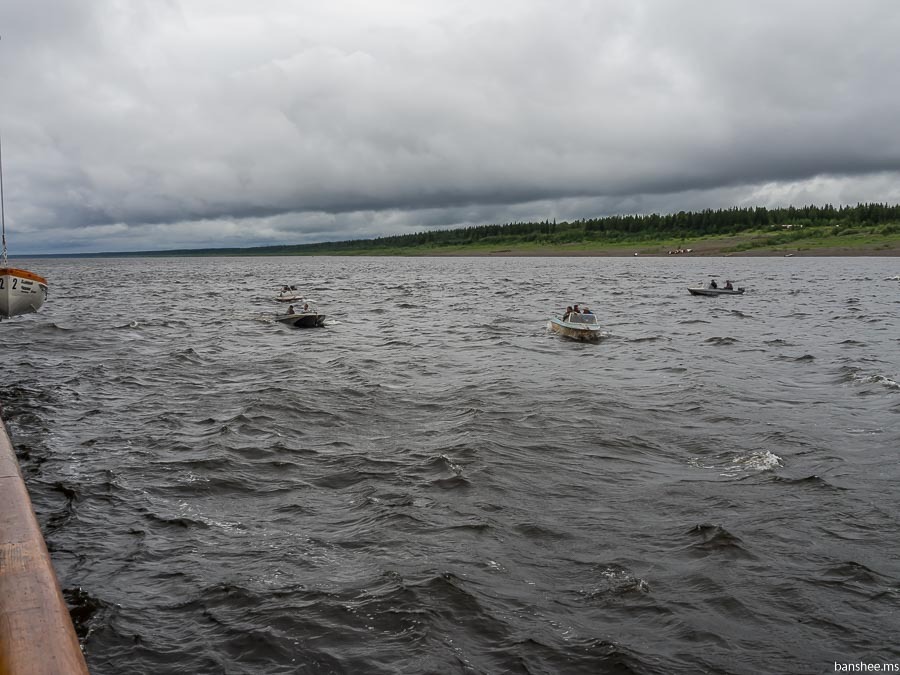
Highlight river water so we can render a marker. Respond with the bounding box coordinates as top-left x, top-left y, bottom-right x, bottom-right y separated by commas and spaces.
1, 255, 898, 674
